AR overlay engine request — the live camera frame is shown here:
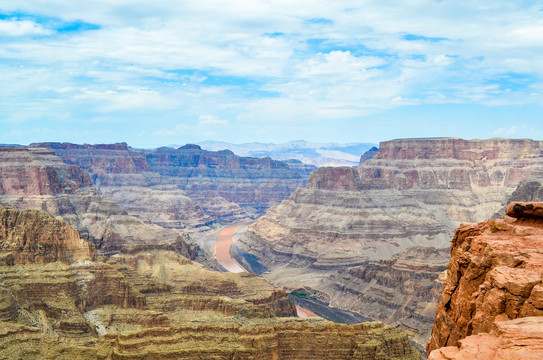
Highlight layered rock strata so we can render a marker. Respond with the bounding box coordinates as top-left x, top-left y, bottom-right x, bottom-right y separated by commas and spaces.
141, 144, 314, 215
427, 204, 543, 357
32, 142, 315, 226
428, 317, 543, 360
0, 206, 419, 360
0, 206, 96, 265
30, 142, 217, 229
325, 246, 449, 342
238, 138, 543, 342
0, 148, 198, 257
